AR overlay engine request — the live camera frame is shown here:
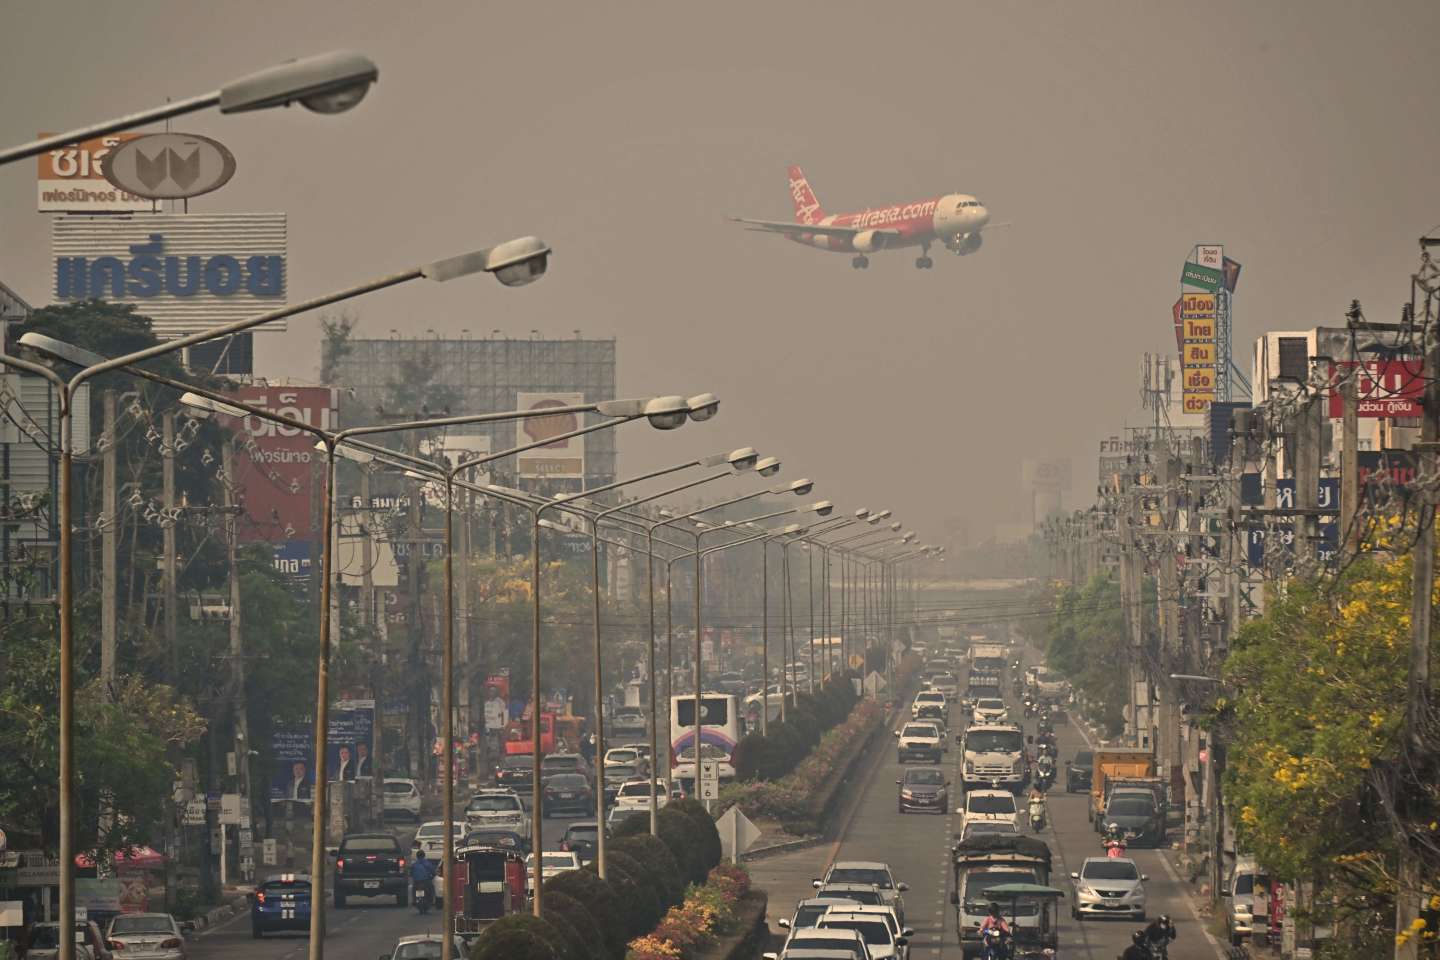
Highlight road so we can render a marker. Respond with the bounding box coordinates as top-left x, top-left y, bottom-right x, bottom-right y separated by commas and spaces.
751, 676, 1228, 960
188, 800, 591, 960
